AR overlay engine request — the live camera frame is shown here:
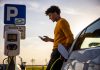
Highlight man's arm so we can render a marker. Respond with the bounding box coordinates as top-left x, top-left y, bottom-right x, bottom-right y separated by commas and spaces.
39, 36, 54, 42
